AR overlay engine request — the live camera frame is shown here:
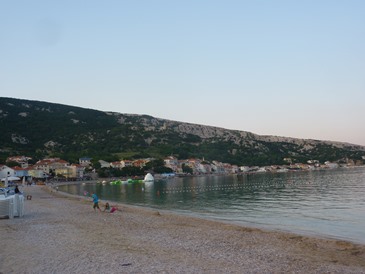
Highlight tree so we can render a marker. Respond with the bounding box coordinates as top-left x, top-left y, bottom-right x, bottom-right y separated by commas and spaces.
4, 161, 20, 167
143, 159, 164, 171
182, 164, 193, 174
121, 166, 144, 177
153, 166, 173, 174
